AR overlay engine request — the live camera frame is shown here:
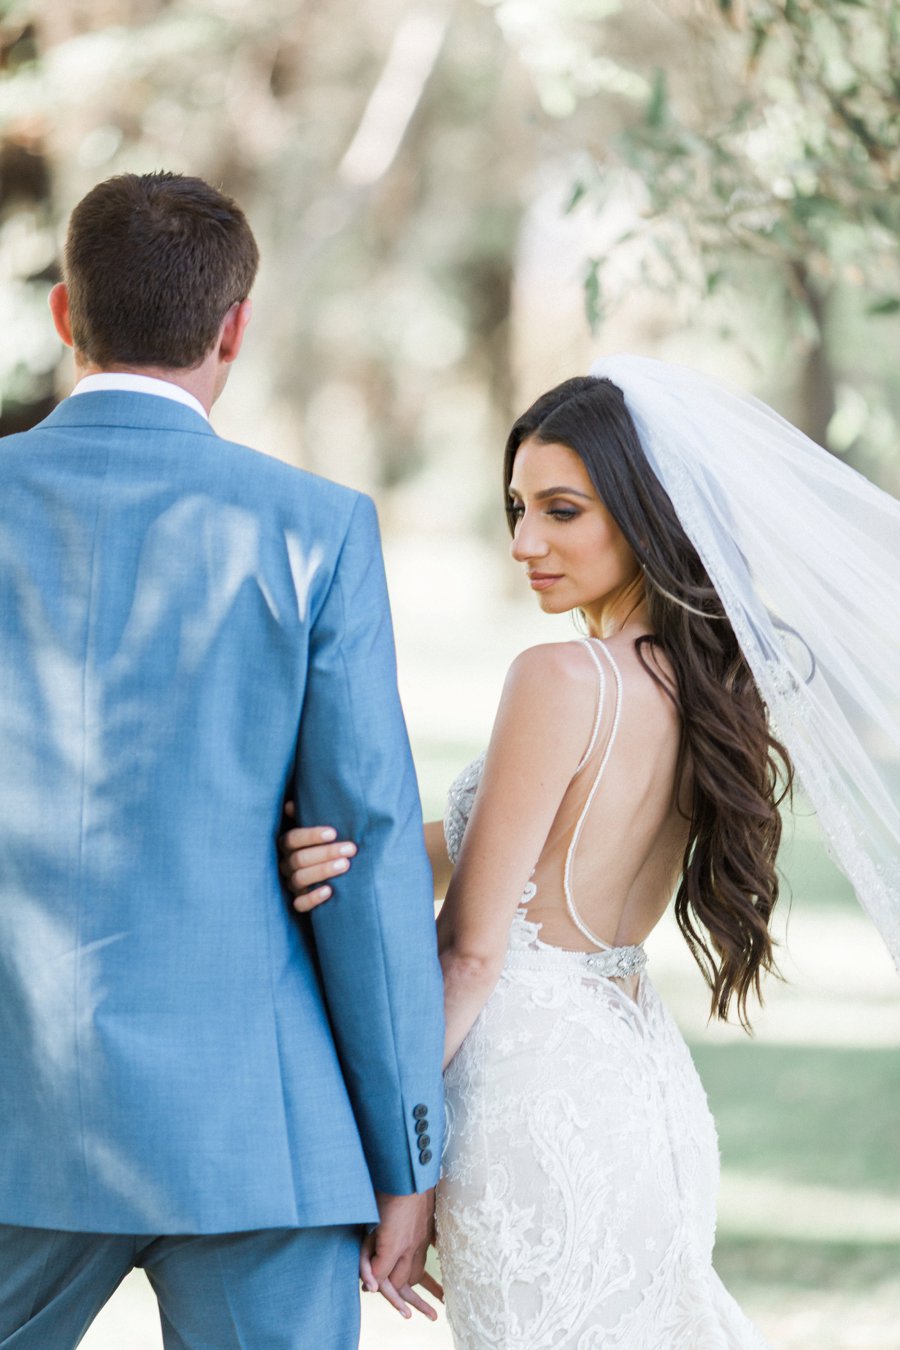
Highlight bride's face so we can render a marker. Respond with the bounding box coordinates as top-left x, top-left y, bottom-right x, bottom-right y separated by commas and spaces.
508, 437, 641, 628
